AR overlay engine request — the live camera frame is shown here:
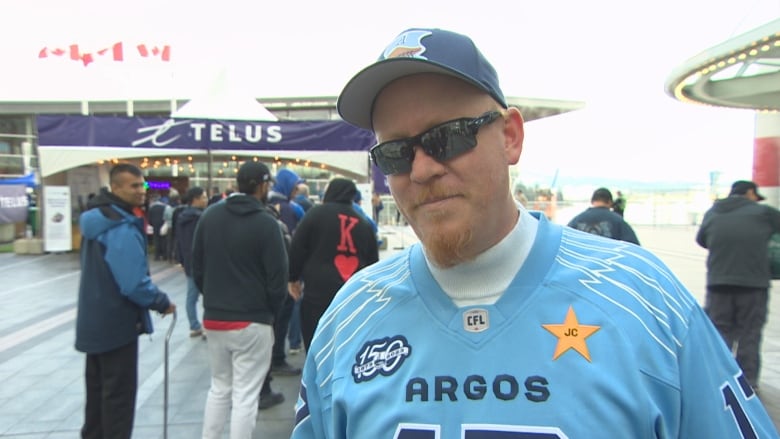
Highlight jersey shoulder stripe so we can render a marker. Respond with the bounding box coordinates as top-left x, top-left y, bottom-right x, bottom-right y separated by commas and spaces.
554, 227, 699, 362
